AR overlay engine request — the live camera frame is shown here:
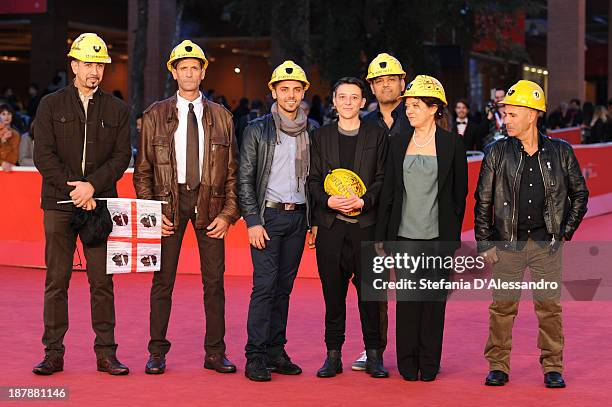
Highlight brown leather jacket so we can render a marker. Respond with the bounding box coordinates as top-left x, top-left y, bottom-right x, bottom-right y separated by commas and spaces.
133, 94, 240, 229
